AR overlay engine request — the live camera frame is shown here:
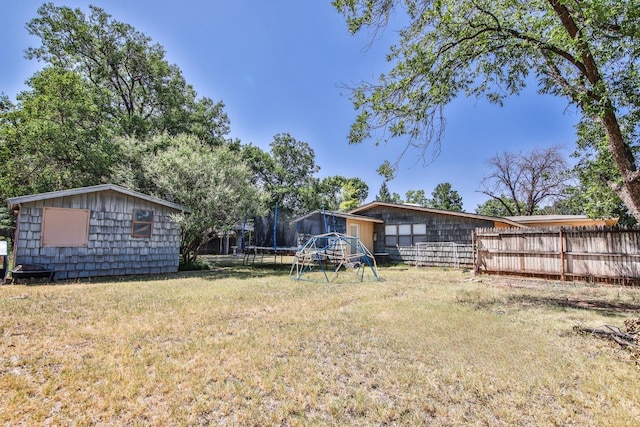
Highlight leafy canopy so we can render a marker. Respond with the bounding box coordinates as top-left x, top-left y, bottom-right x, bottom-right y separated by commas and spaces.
334, 0, 640, 219
25, 3, 229, 145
